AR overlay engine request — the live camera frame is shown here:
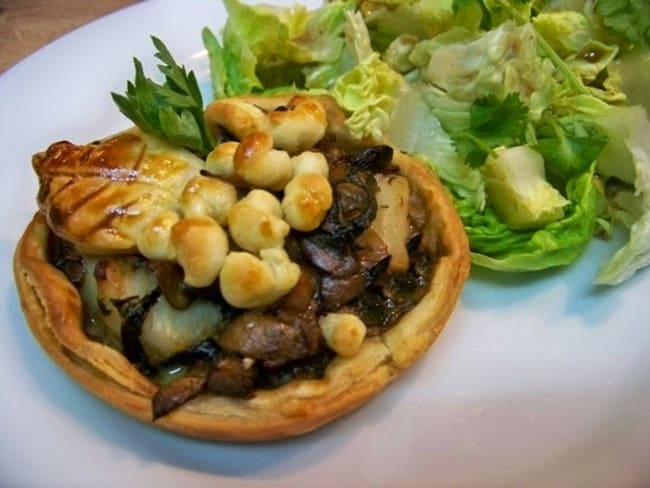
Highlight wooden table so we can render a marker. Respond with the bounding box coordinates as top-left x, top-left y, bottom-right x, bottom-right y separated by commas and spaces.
0, 0, 139, 74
